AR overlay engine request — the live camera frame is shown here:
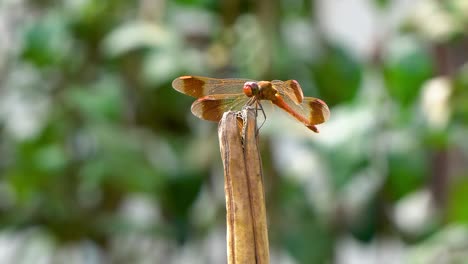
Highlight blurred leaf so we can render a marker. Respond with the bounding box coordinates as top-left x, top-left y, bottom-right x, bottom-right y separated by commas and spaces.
78, 125, 163, 193
385, 146, 427, 201
173, 0, 219, 10
161, 175, 203, 217
69, 1, 134, 42
276, 179, 333, 263
383, 37, 433, 107
65, 75, 124, 122
446, 177, 468, 224
34, 144, 67, 173
311, 44, 362, 106
408, 225, 468, 263
233, 14, 269, 77
143, 50, 180, 86
159, 174, 204, 243
451, 64, 468, 123
349, 199, 379, 242
102, 22, 170, 58
6, 117, 69, 204
423, 129, 449, 150
22, 13, 72, 67
374, 0, 391, 9
280, 0, 314, 17
325, 135, 370, 189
